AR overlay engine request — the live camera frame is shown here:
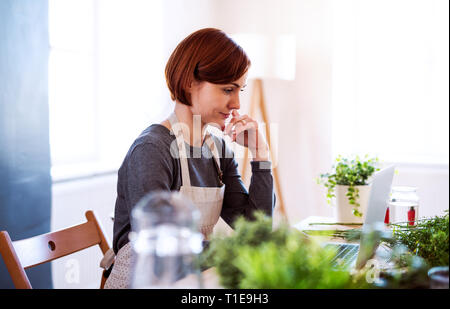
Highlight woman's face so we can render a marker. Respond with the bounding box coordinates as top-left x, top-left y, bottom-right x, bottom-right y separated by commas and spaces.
188, 72, 248, 130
